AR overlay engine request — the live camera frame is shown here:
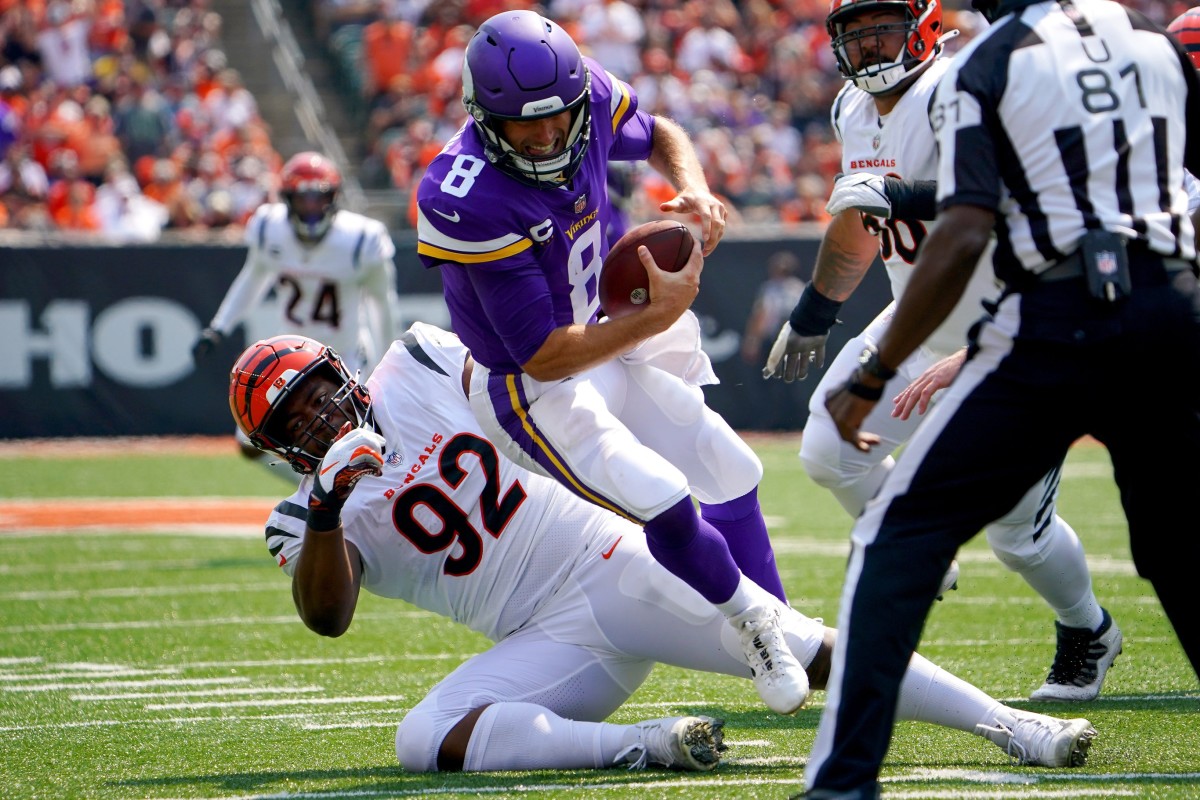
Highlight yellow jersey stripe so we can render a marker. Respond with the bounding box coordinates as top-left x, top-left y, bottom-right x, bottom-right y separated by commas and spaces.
418, 238, 532, 264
